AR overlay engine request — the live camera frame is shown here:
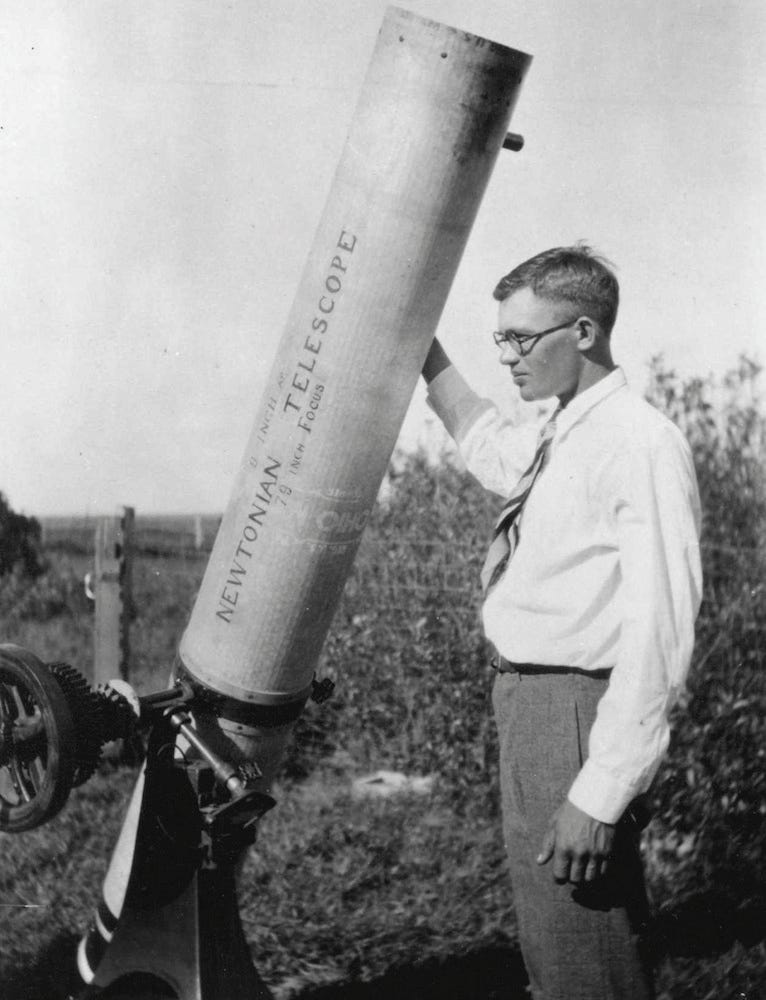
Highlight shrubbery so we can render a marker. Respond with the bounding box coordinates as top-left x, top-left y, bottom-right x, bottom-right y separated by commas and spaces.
294, 452, 498, 808
0, 562, 86, 624
644, 357, 766, 923
0, 492, 83, 625
0, 491, 44, 579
